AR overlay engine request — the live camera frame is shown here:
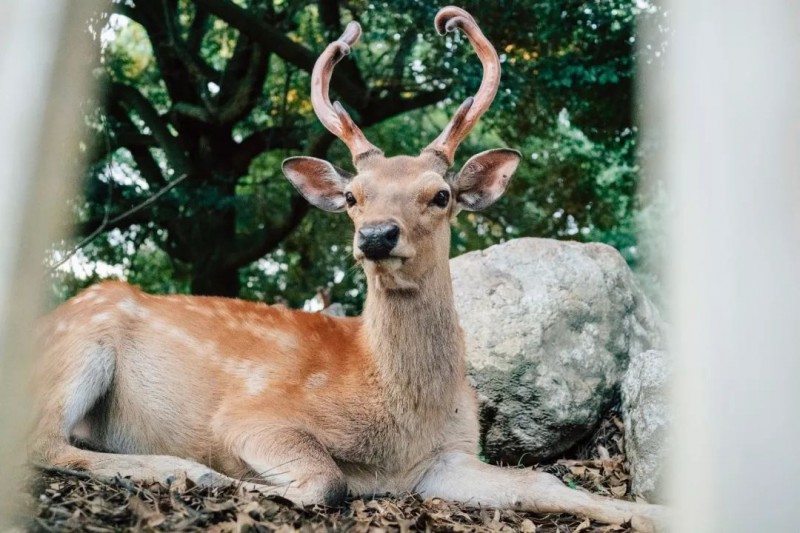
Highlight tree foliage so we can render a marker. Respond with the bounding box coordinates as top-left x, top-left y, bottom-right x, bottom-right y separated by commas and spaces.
50, 0, 666, 312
